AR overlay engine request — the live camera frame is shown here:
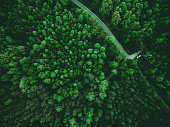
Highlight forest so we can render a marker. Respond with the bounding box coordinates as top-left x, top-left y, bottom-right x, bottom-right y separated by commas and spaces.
0, 0, 169, 127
